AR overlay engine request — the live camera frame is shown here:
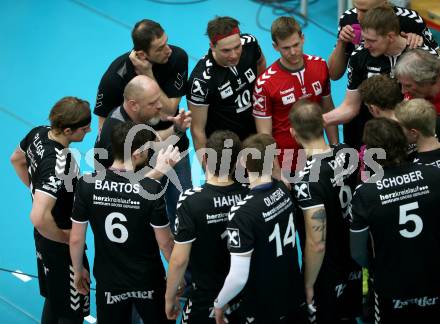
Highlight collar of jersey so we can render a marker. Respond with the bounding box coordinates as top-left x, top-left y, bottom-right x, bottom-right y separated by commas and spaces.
277, 59, 304, 74
251, 180, 274, 191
